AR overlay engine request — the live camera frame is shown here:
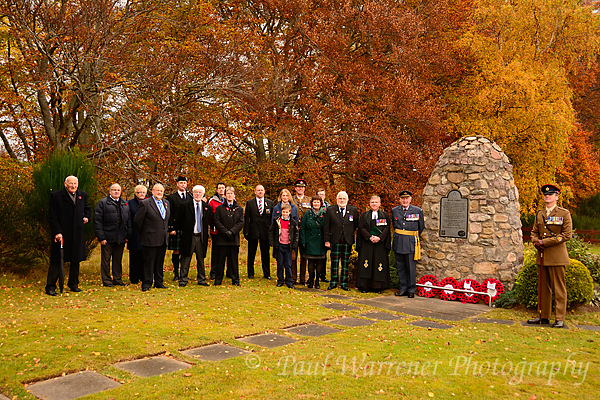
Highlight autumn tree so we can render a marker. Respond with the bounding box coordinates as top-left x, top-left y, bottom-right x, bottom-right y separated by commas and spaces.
447, 0, 600, 215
